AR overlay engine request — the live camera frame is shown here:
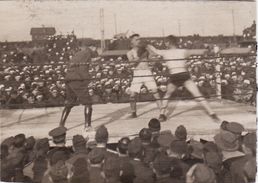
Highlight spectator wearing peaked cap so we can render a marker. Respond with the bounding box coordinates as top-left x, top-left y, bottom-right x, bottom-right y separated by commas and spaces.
67, 135, 88, 166
175, 125, 187, 141
48, 126, 72, 162
88, 148, 105, 183
70, 158, 89, 183
128, 137, 154, 183
186, 163, 216, 183
103, 157, 121, 183
117, 137, 131, 173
